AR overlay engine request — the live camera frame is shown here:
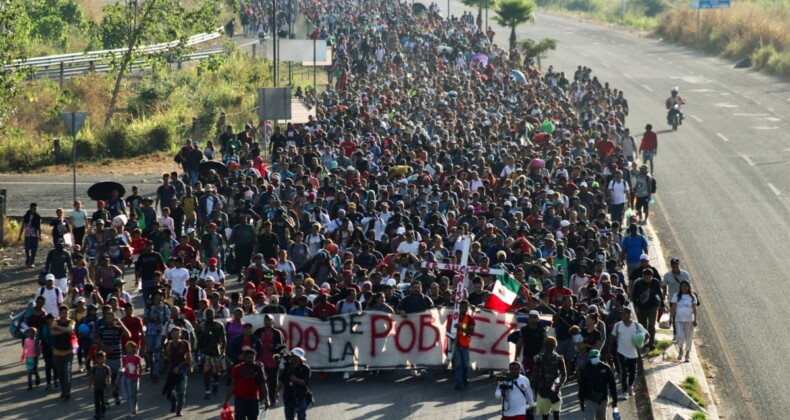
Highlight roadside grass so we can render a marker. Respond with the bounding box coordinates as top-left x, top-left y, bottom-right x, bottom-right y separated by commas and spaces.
644, 338, 672, 358
0, 51, 273, 173
681, 376, 707, 408
690, 411, 708, 420
1, 219, 21, 248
